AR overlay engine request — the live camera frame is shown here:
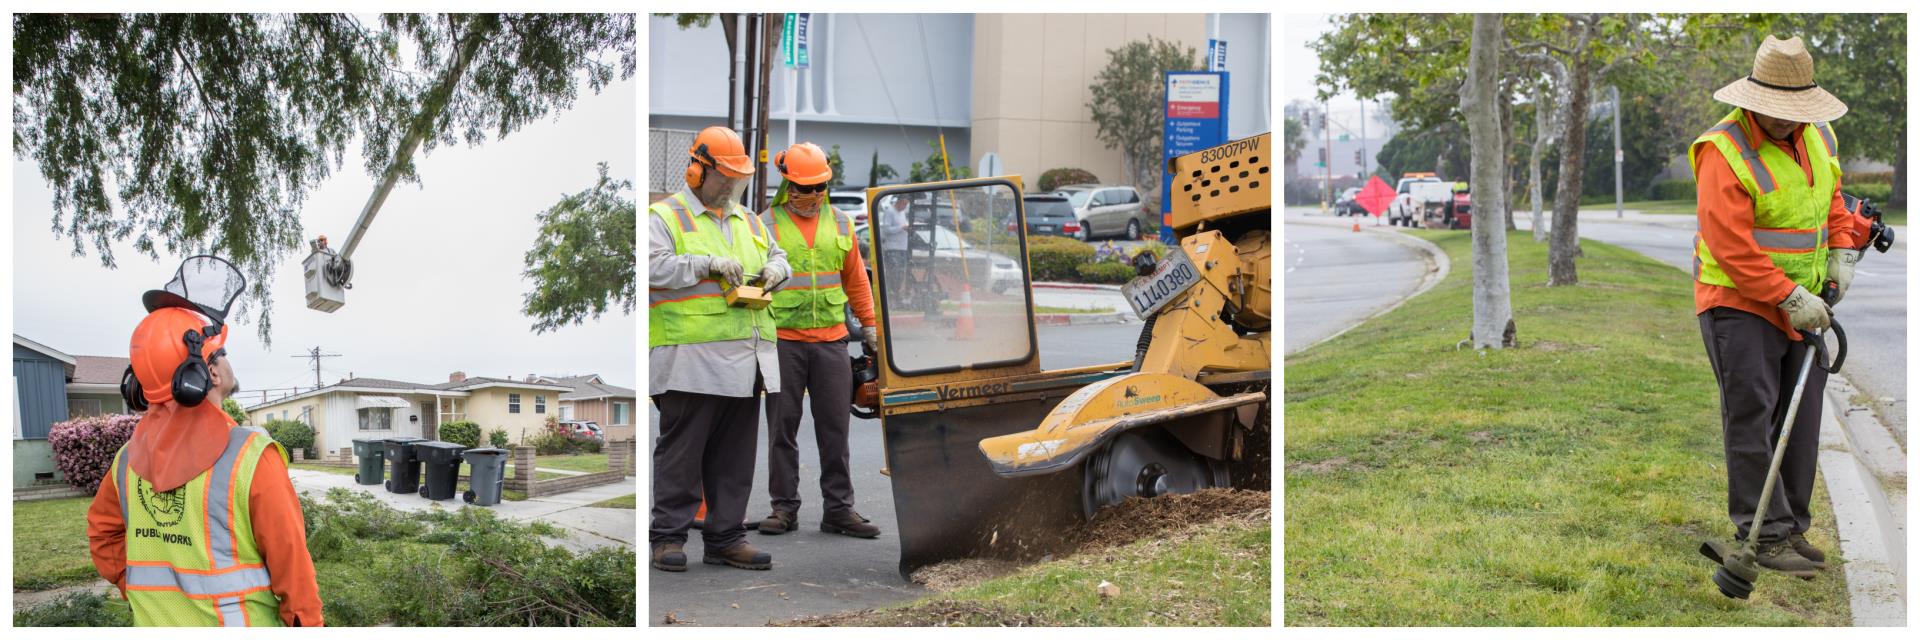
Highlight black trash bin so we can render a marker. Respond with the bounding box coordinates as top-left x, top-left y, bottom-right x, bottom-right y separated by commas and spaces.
414, 441, 468, 501
382, 436, 427, 494
351, 438, 386, 485
461, 447, 508, 506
